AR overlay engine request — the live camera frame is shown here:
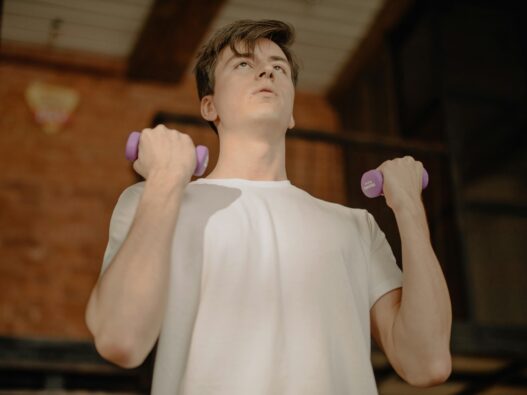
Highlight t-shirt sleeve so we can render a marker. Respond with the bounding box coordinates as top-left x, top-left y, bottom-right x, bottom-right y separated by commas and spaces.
365, 211, 403, 309
100, 182, 144, 276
